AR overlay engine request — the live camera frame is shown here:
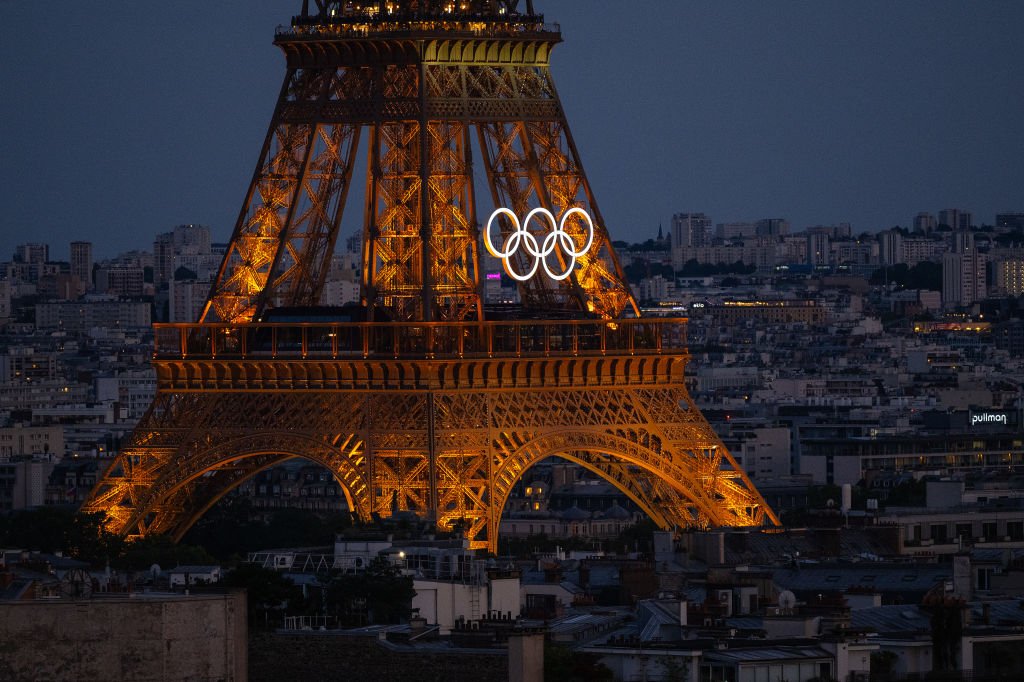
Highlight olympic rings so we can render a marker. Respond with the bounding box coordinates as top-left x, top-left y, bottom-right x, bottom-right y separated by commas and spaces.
483, 207, 595, 282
